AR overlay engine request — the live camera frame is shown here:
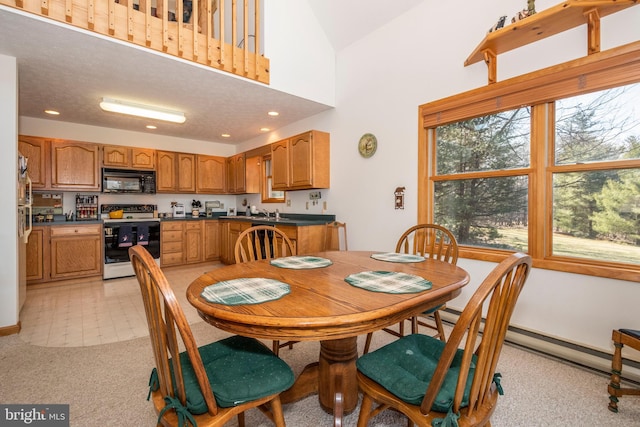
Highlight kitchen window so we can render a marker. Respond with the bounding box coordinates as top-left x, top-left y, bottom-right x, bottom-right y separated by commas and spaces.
261, 155, 285, 203
419, 43, 640, 281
